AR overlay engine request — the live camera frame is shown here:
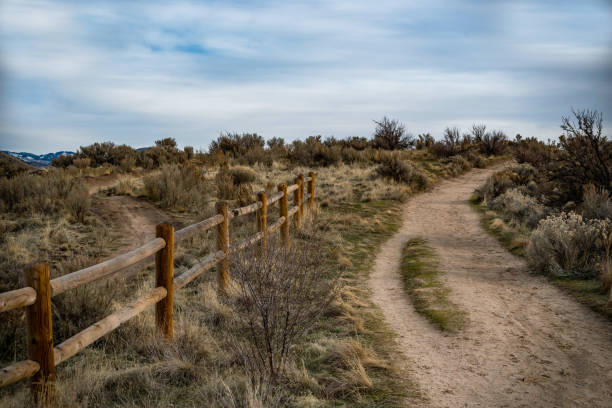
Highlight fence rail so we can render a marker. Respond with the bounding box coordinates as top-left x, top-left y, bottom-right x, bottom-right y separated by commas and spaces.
0, 171, 316, 406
